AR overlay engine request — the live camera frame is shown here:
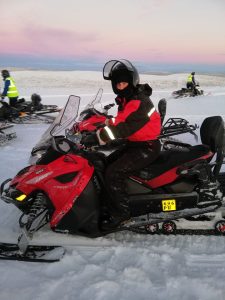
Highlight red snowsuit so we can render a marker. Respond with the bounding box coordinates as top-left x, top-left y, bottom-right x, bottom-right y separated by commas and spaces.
99, 83, 162, 220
